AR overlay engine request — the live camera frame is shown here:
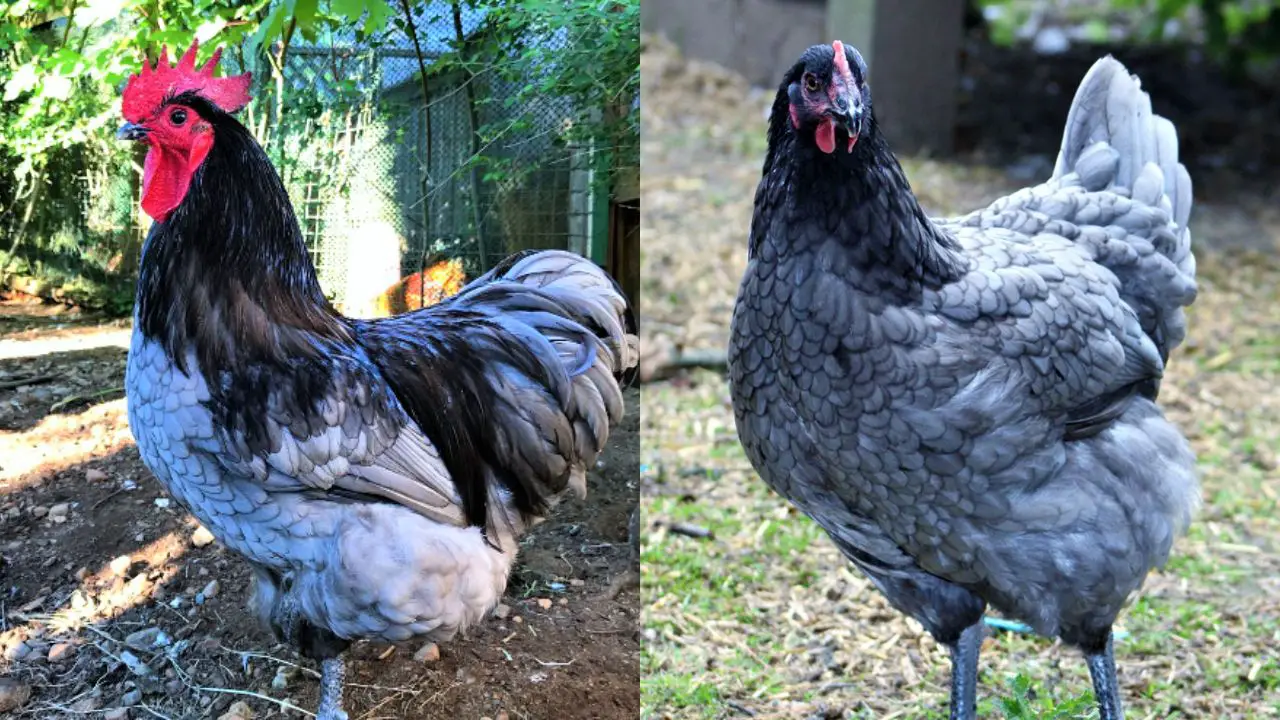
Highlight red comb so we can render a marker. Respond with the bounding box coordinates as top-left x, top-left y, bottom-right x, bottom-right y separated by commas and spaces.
122, 39, 252, 122
832, 40, 853, 82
